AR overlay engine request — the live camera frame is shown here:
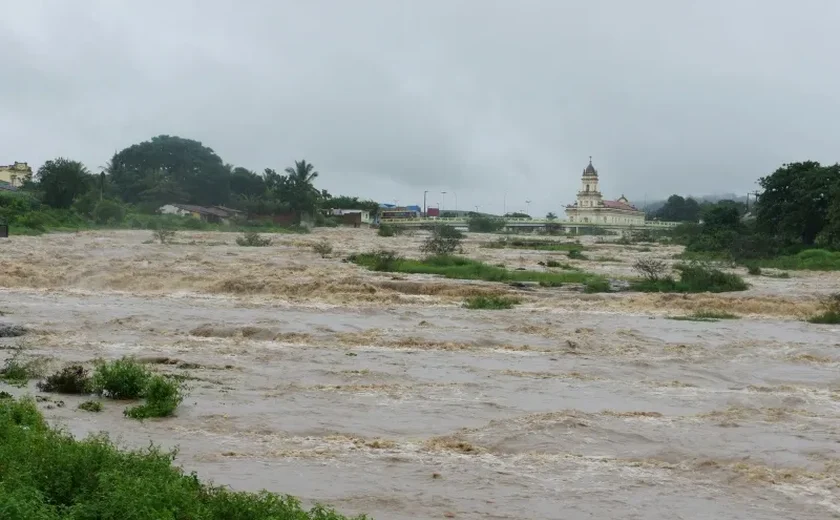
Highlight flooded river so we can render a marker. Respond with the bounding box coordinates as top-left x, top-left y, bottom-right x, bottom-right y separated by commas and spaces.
1, 229, 839, 519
